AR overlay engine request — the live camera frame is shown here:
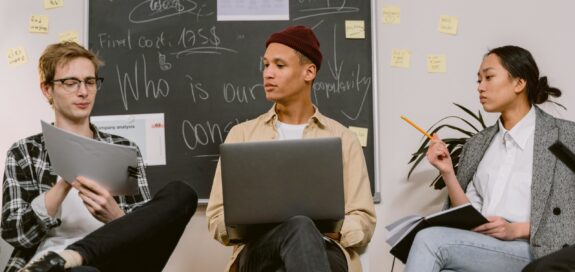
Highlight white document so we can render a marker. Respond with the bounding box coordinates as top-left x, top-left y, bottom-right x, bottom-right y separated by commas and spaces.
41, 121, 139, 195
